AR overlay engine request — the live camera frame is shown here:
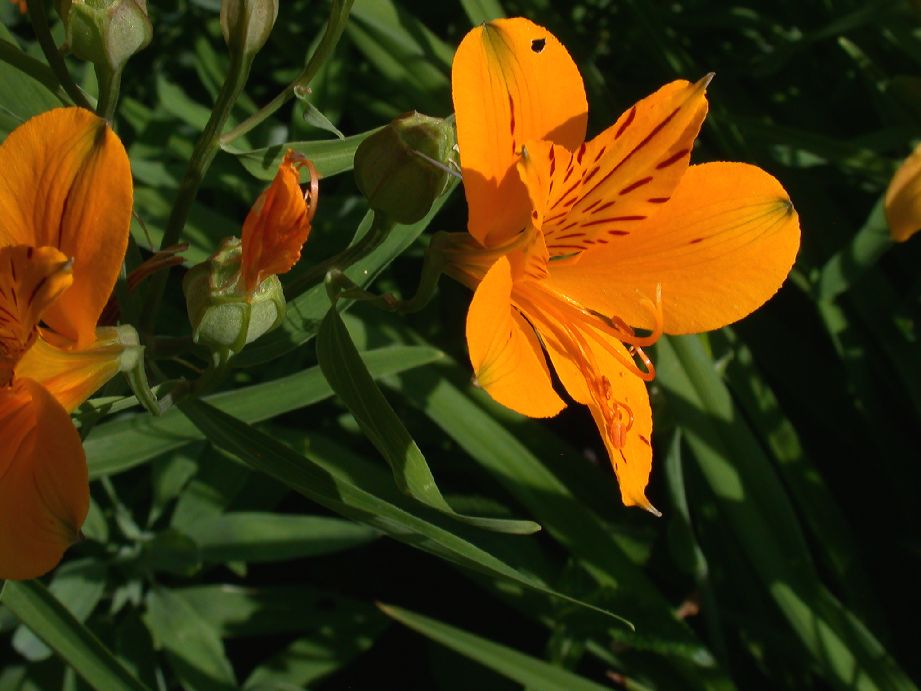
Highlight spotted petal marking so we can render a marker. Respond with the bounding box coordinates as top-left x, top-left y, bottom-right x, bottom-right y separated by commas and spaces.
535, 77, 710, 256
0, 245, 73, 385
